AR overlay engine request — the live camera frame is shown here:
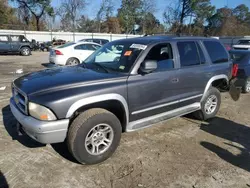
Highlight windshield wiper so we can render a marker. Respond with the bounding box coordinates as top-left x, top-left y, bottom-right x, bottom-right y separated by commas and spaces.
92, 63, 109, 73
